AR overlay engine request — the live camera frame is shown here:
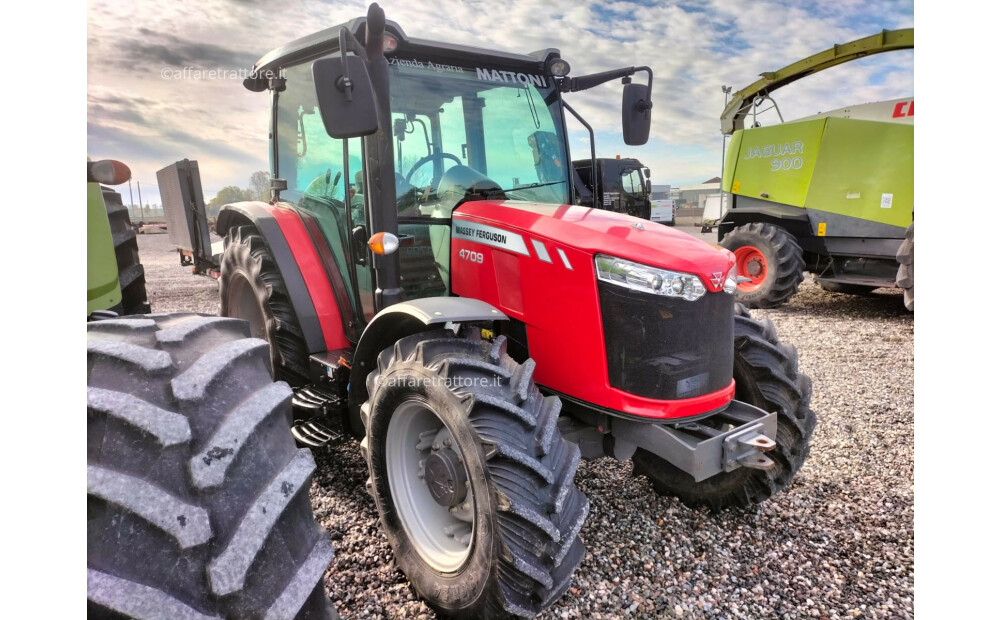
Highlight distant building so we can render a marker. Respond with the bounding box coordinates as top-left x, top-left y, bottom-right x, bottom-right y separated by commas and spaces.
677, 177, 721, 209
